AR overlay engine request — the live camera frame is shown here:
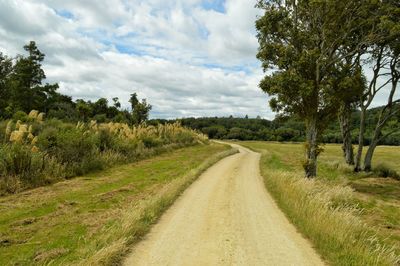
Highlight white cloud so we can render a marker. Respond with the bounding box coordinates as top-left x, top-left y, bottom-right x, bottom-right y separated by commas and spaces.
0, 0, 393, 120
0, 0, 273, 119
47, 50, 268, 119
